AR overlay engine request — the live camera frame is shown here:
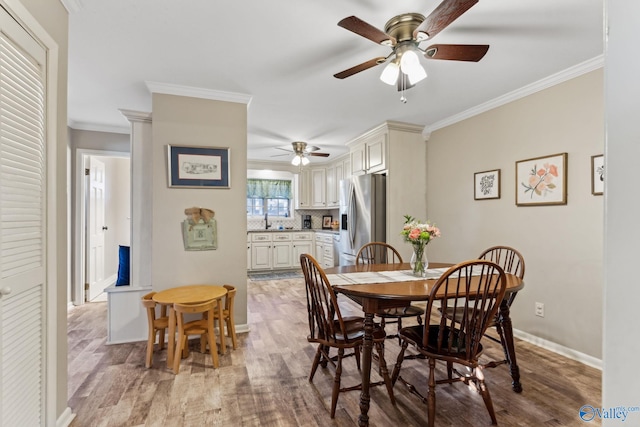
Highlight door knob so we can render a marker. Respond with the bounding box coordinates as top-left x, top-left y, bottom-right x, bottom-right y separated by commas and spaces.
0, 286, 11, 296
102, 226, 108, 230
